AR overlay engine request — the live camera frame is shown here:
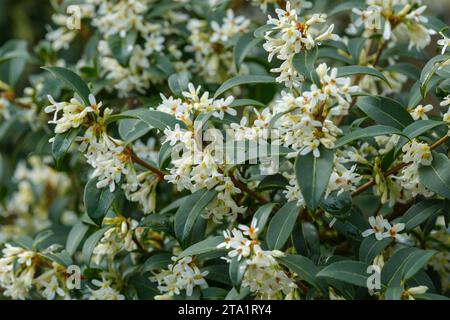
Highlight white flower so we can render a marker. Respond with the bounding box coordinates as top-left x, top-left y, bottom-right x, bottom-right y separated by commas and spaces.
382, 222, 407, 242
41, 276, 65, 300
238, 218, 259, 239
437, 32, 450, 55
362, 216, 390, 240
409, 104, 433, 120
